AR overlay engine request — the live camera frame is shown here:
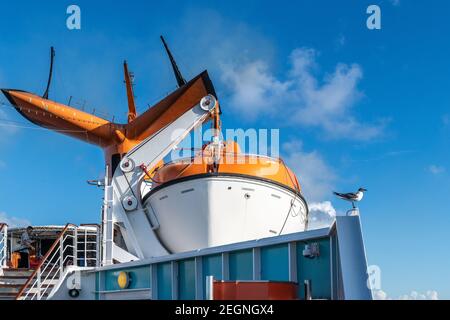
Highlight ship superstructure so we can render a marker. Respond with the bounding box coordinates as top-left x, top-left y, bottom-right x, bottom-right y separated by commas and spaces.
0, 38, 372, 300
